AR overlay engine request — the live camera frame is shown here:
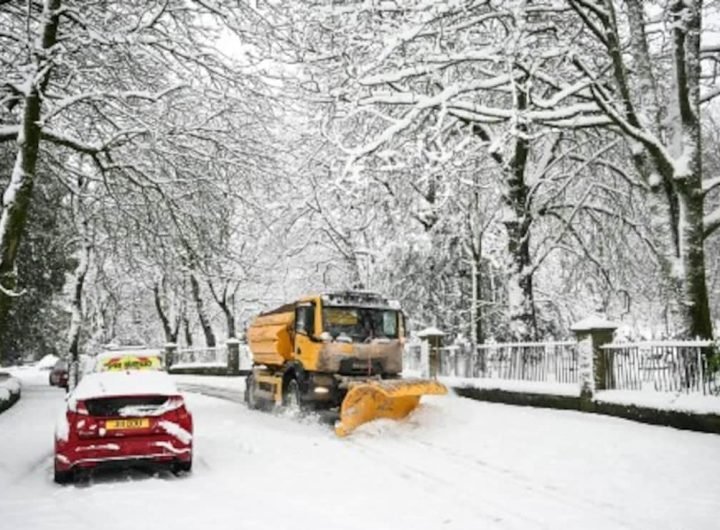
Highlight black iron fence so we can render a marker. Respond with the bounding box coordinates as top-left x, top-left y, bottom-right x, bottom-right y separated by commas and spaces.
404, 341, 579, 383
600, 342, 719, 395
405, 338, 720, 396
